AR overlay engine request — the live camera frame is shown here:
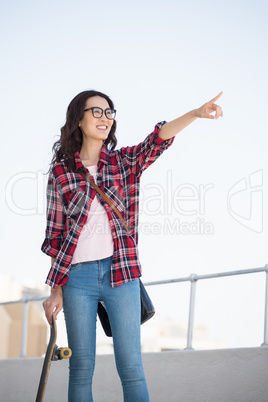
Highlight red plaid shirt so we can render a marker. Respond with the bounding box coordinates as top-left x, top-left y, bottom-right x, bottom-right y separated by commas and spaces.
41, 122, 175, 288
